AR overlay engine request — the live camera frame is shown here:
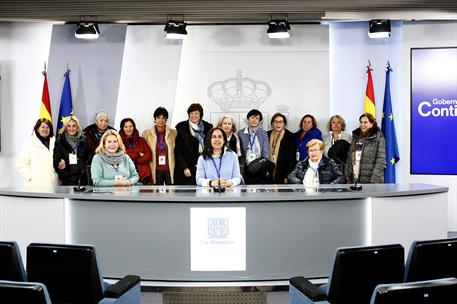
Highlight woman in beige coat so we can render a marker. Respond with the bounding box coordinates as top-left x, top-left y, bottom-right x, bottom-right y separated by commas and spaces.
17, 118, 58, 186
142, 107, 176, 185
